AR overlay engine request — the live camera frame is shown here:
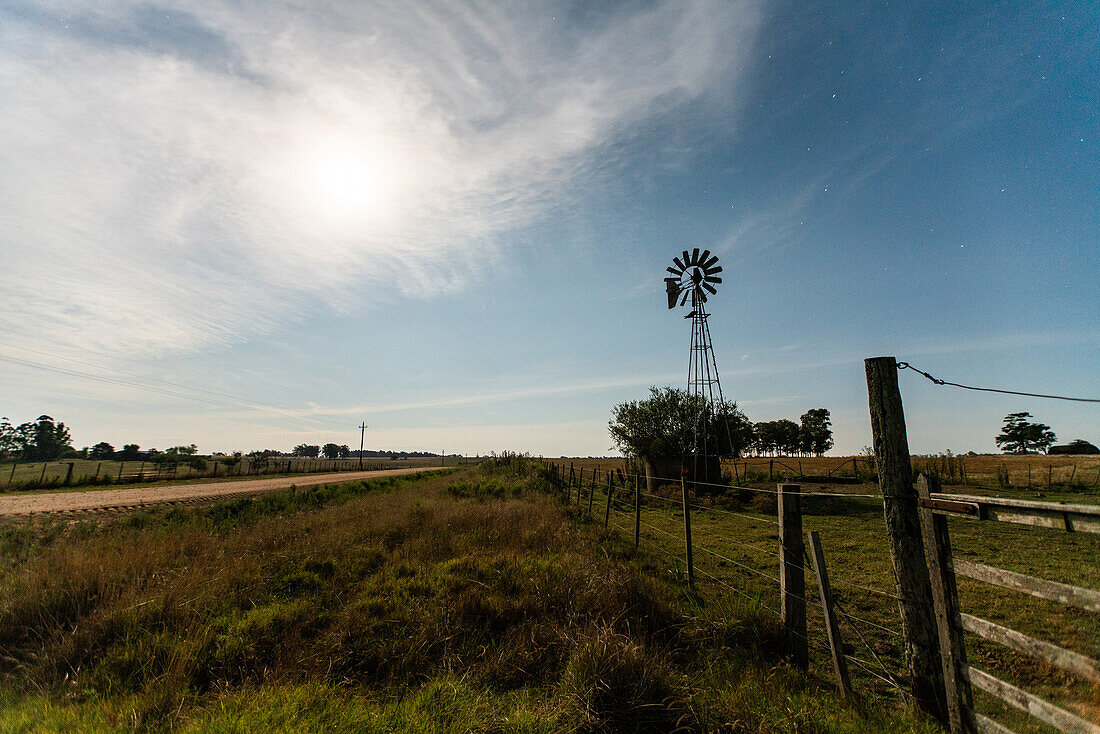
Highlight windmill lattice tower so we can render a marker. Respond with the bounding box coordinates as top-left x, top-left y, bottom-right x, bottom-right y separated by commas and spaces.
665, 248, 726, 482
